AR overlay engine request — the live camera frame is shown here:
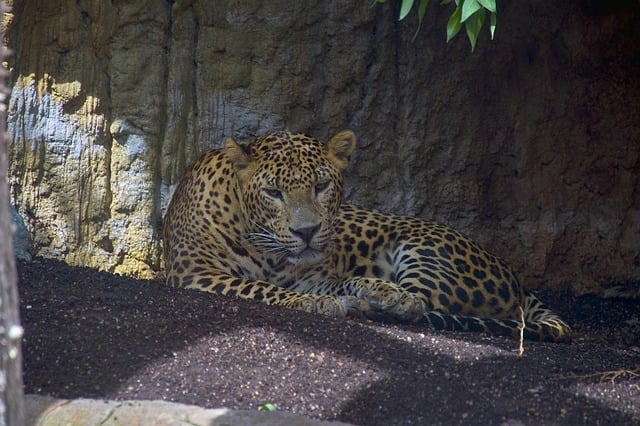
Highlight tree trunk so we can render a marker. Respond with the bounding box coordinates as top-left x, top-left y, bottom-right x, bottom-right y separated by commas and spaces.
0, 1, 24, 424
